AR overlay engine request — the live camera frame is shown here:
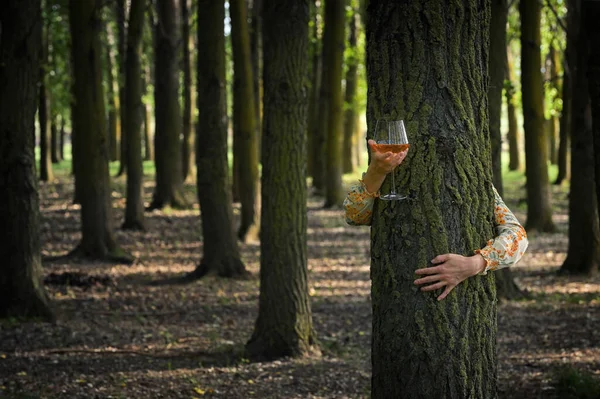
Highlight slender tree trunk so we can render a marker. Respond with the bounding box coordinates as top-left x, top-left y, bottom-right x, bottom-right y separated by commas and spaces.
323, 0, 345, 208
231, 0, 260, 241
342, 10, 358, 175
180, 0, 195, 182
555, 63, 571, 184
489, 0, 507, 197
106, 22, 120, 162
520, 0, 555, 232
143, 64, 154, 161
69, 0, 133, 263
548, 45, 561, 165
0, 0, 53, 320
561, 0, 599, 275
250, 0, 262, 157
116, 0, 127, 177
39, 15, 53, 182
51, 115, 61, 163
586, 0, 600, 236
307, 0, 322, 185
149, 0, 187, 210
59, 116, 65, 160
506, 47, 521, 171
367, 2, 497, 397
123, 0, 146, 230
192, 0, 248, 278
246, 0, 317, 359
